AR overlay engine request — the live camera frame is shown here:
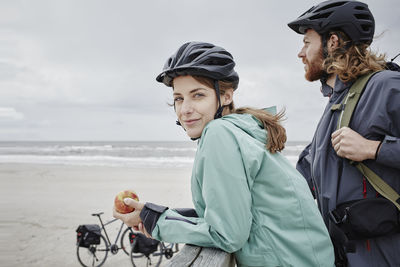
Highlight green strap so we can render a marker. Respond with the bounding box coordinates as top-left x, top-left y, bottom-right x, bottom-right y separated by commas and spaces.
336, 72, 376, 129
336, 71, 400, 211
355, 163, 400, 210
331, 104, 343, 111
